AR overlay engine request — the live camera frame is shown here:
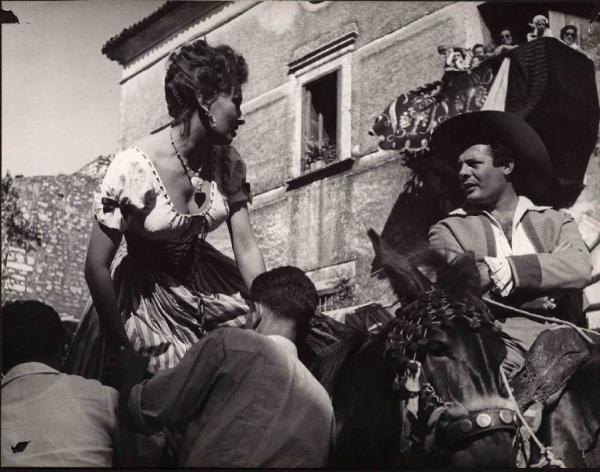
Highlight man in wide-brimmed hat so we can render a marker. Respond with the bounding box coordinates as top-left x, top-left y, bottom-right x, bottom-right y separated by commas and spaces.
428, 110, 592, 429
